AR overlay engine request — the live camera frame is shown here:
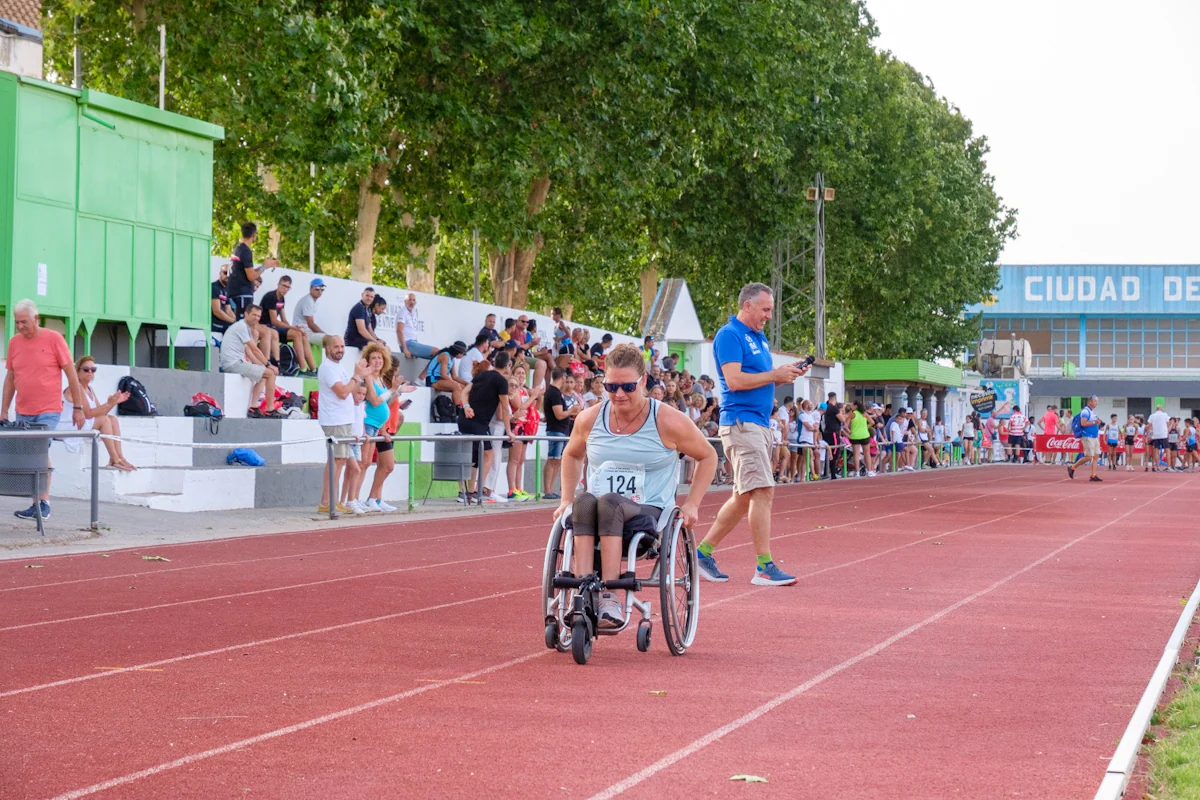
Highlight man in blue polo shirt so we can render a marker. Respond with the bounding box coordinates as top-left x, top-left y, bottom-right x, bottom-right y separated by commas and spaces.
696, 282, 809, 586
